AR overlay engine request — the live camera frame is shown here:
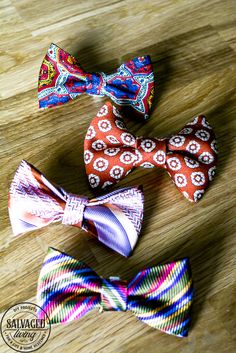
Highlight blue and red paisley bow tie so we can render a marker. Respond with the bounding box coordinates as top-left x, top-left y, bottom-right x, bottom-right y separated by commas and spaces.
38, 43, 154, 119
